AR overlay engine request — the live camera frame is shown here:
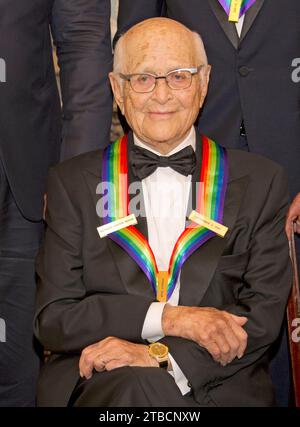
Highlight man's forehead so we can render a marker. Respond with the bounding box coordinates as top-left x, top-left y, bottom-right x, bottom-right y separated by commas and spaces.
125, 27, 193, 50
124, 35, 197, 73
